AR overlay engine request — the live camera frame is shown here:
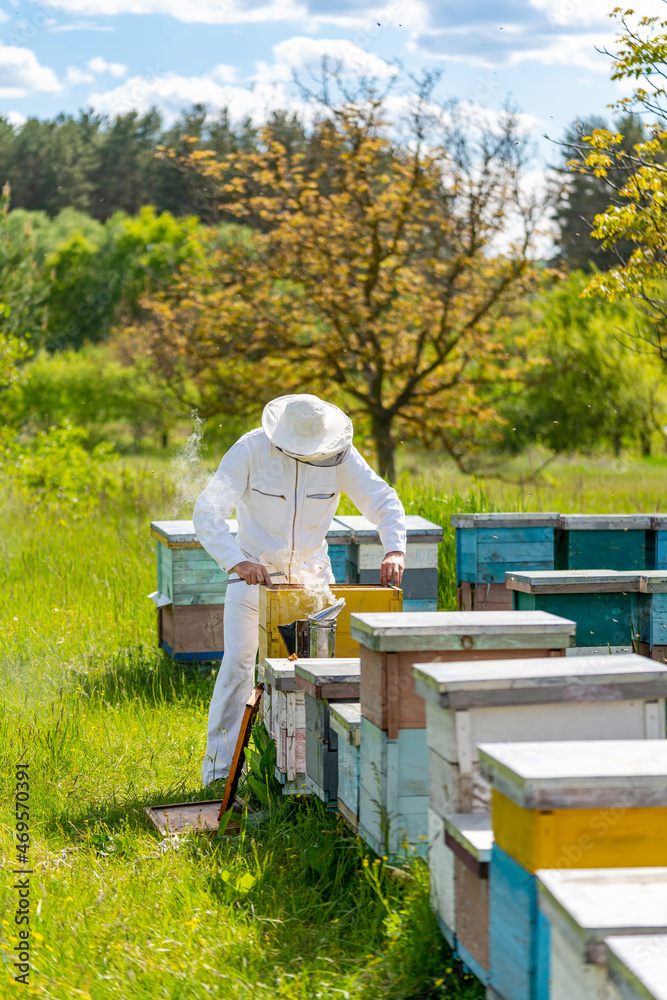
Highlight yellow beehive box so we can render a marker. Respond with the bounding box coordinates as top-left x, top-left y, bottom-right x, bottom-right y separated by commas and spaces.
259, 584, 402, 662
480, 740, 667, 874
